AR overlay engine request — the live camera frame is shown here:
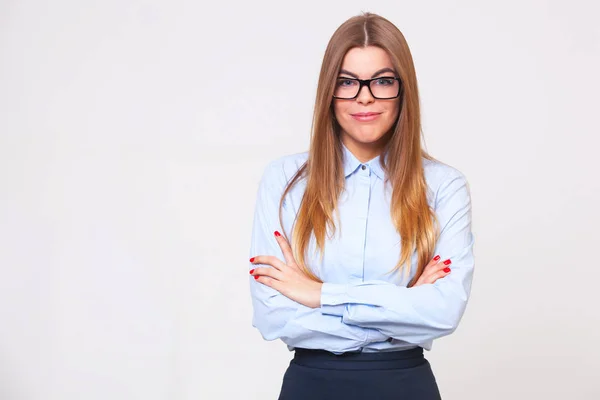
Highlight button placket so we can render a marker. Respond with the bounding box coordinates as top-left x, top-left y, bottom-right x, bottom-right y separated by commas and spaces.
355, 166, 372, 280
